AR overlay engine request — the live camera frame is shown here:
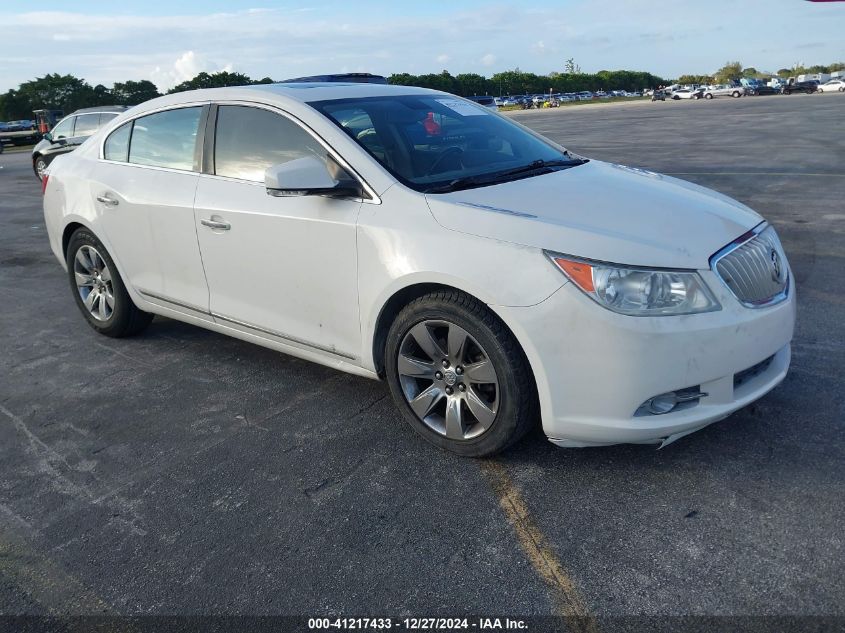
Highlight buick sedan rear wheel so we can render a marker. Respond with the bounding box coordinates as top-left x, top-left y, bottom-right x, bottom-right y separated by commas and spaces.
385, 290, 537, 457
66, 228, 153, 337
